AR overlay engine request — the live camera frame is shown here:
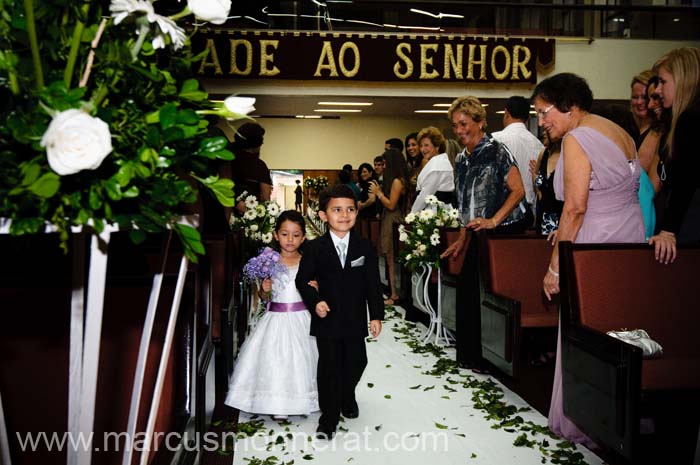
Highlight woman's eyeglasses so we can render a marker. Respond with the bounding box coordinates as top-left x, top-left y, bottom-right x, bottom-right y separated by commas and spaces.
535, 104, 555, 119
